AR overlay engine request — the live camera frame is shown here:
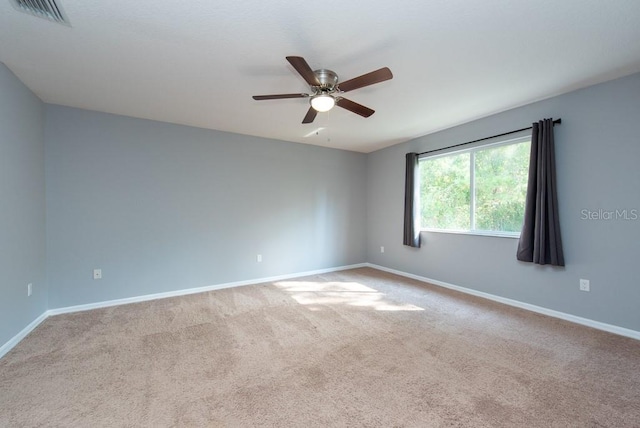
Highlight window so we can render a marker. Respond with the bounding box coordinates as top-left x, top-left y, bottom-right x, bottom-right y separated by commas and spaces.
419, 136, 530, 236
